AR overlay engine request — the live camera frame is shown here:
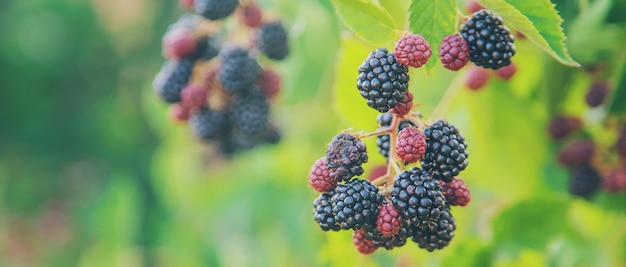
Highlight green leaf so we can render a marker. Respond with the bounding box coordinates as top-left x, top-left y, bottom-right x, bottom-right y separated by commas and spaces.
408, 0, 458, 71
380, 0, 410, 29
476, 0, 580, 67
567, 0, 621, 64
331, 0, 401, 45
608, 55, 626, 115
